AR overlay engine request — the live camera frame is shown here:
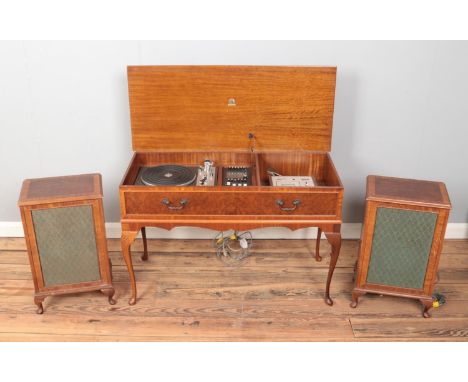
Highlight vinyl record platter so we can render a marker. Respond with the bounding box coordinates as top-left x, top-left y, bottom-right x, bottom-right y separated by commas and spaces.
136, 160, 217, 187
140, 164, 197, 186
